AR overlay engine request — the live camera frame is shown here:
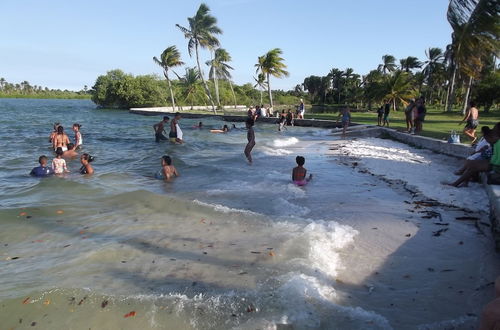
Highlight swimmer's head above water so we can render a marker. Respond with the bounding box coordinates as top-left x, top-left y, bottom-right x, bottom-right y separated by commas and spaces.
162, 155, 172, 166
296, 156, 305, 166
163, 116, 170, 122
67, 143, 75, 150
38, 155, 48, 166
55, 147, 64, 156
81, 153, 94, 163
